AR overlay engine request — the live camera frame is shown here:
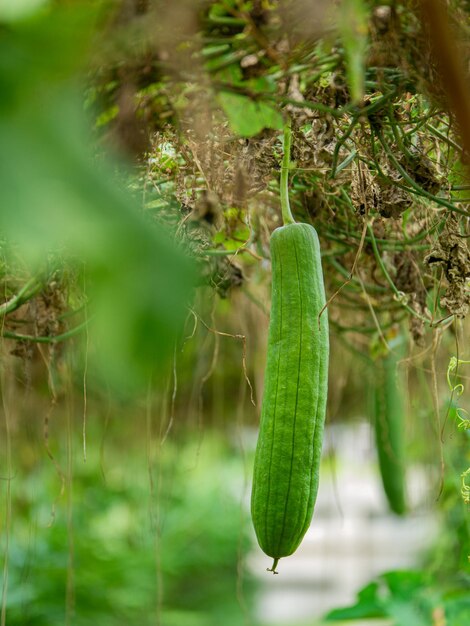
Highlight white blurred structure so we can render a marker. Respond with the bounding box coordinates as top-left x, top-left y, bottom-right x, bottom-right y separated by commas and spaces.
247, 422, 438, 625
